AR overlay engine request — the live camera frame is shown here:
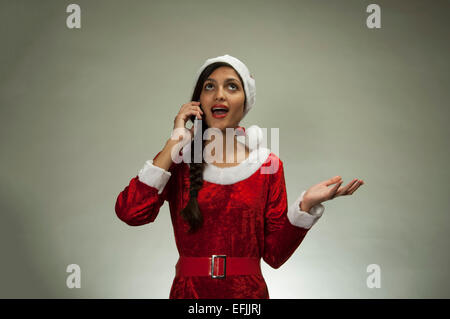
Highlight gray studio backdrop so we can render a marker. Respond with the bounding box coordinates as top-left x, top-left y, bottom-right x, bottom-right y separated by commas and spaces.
1, 0, 449, 298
